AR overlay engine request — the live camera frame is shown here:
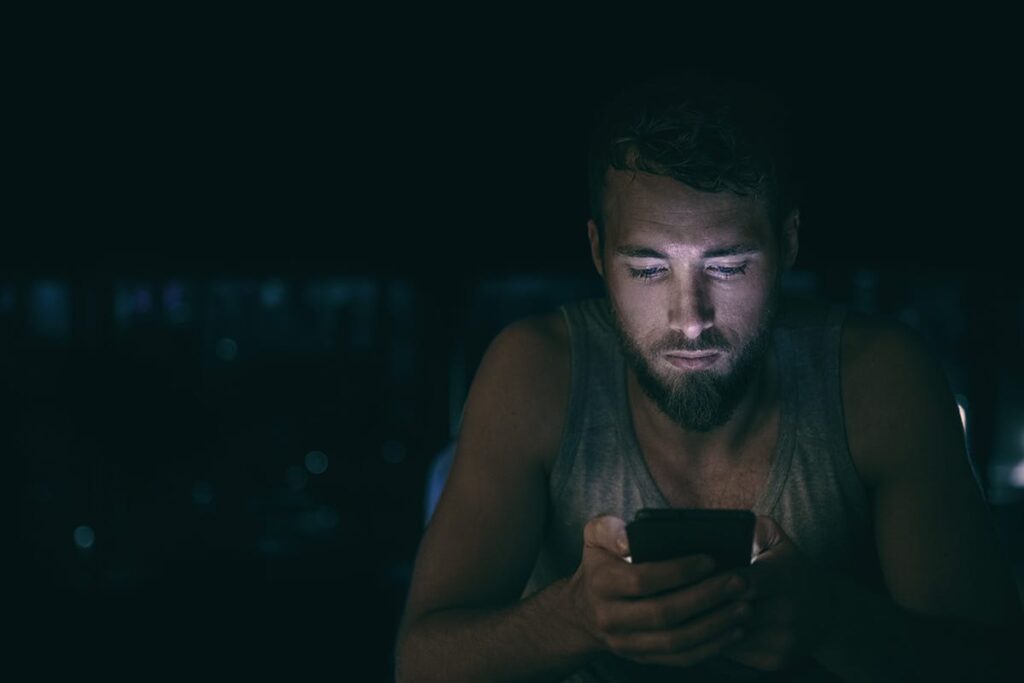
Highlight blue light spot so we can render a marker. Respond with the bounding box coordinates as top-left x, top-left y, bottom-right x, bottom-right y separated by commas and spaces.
164, 282, 192, 324
29, 281, 70, 339
261, 279, 287, 308
304, 450, 328, 475
74, 525, 95, 550
162, 282, 185, 310
216, 338, 238, 361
